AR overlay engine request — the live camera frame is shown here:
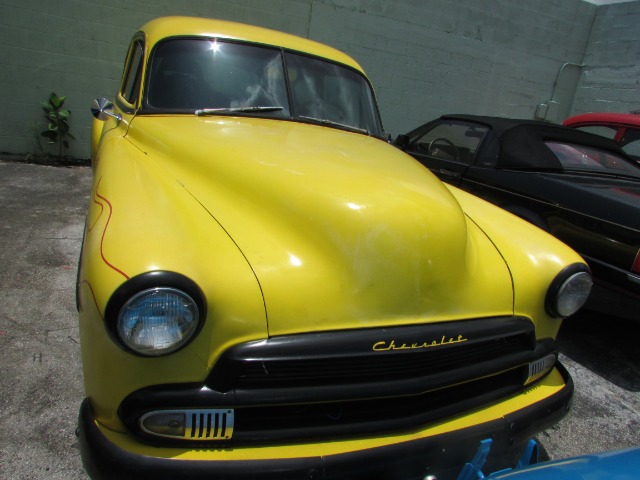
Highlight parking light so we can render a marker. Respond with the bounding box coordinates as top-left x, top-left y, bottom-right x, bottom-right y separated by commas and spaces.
140, 409, 234, 440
